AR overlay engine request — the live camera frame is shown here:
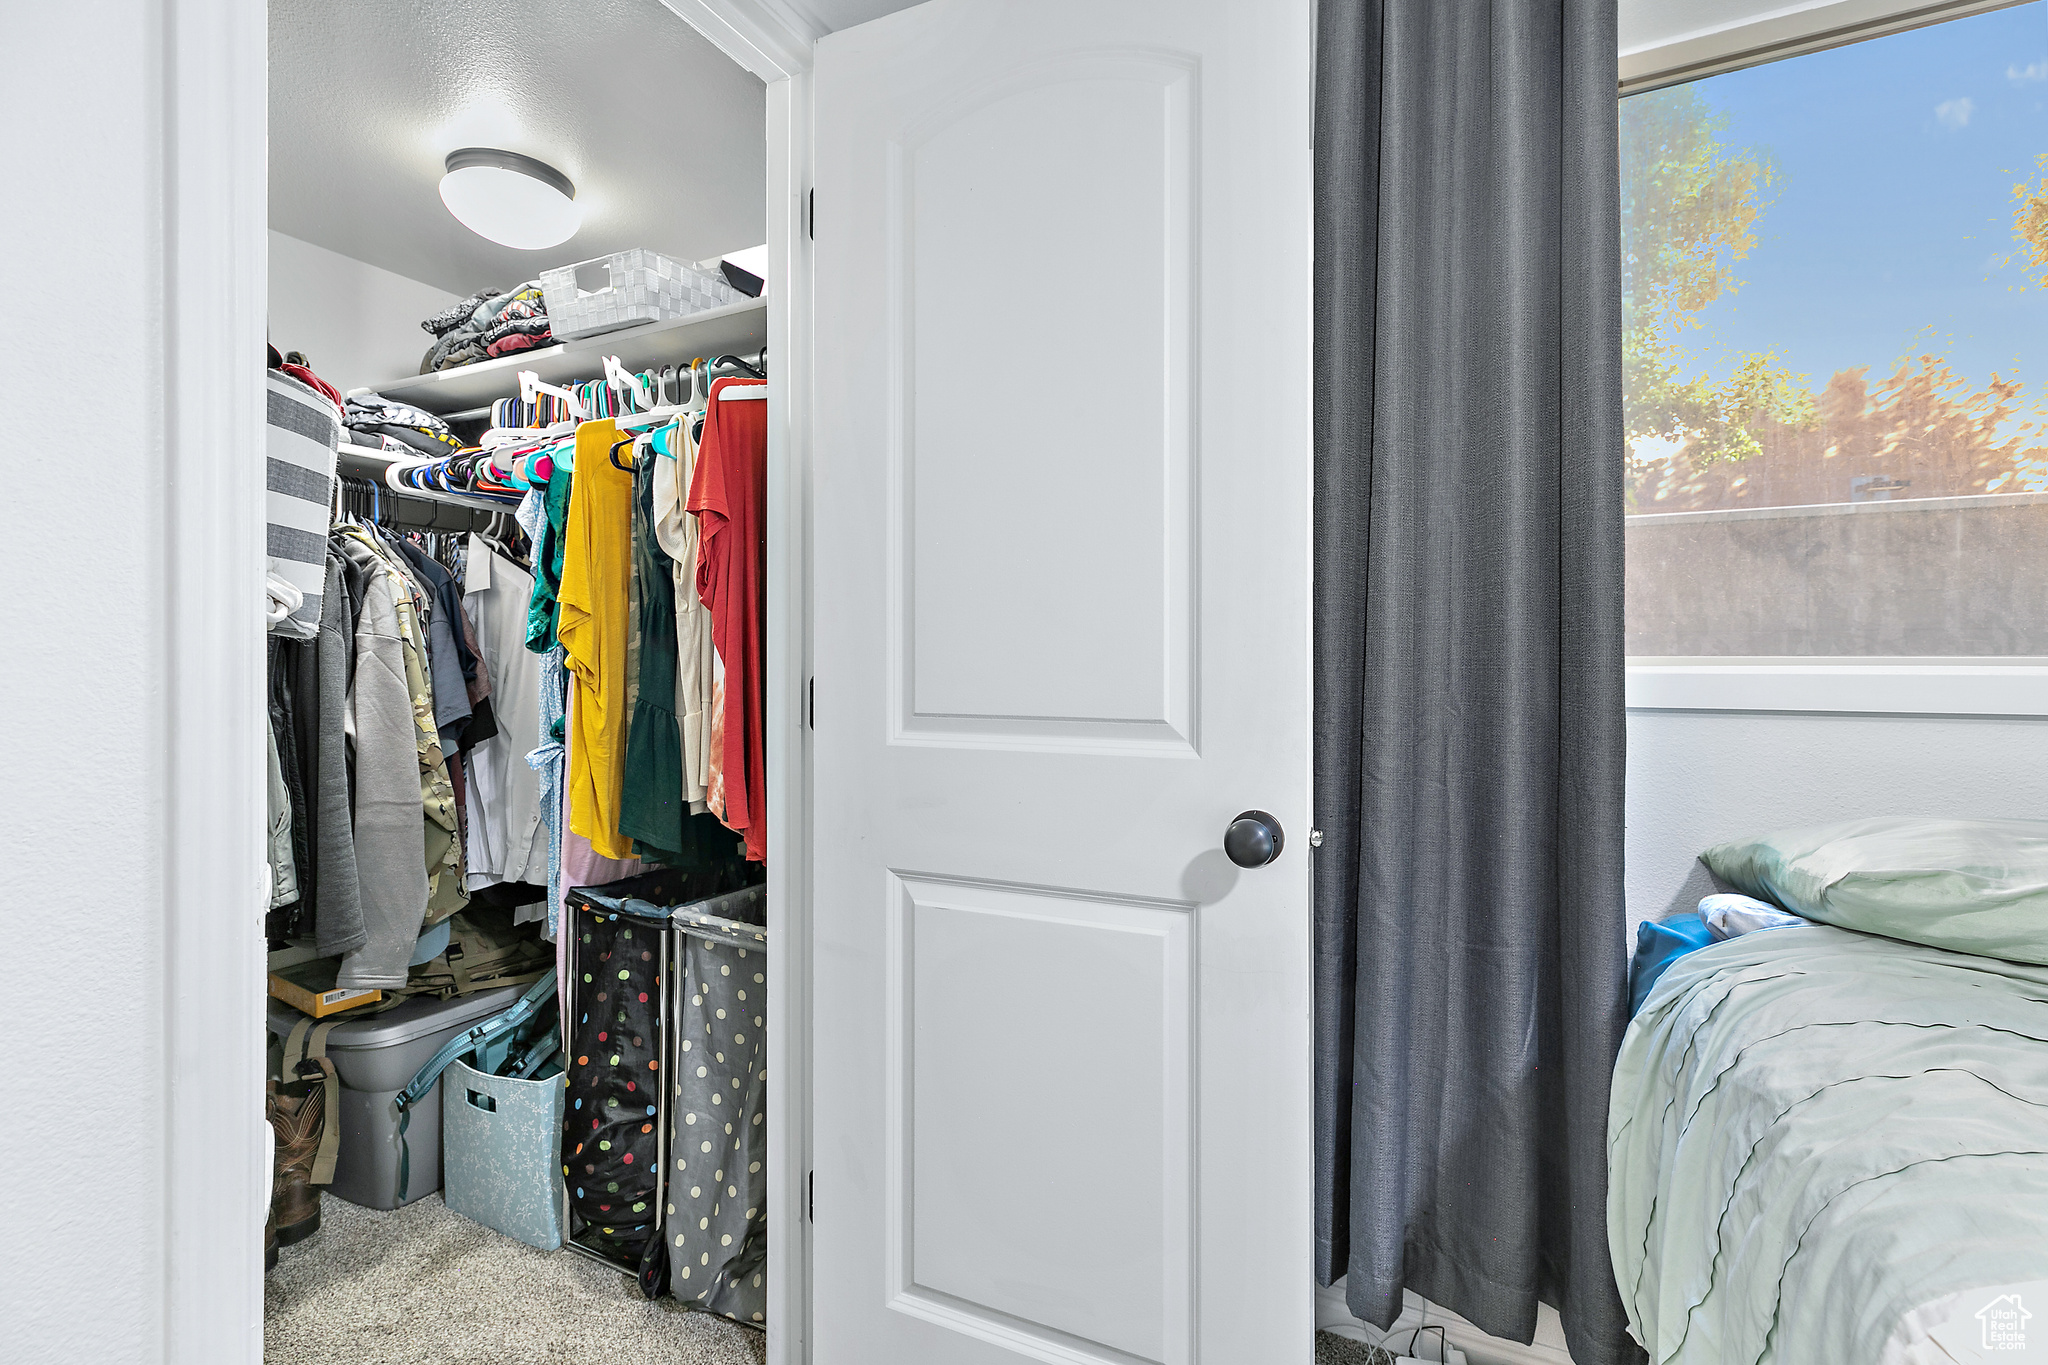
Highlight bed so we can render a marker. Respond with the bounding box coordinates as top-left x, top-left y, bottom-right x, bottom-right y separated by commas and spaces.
1609, 922, 2048, 1365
